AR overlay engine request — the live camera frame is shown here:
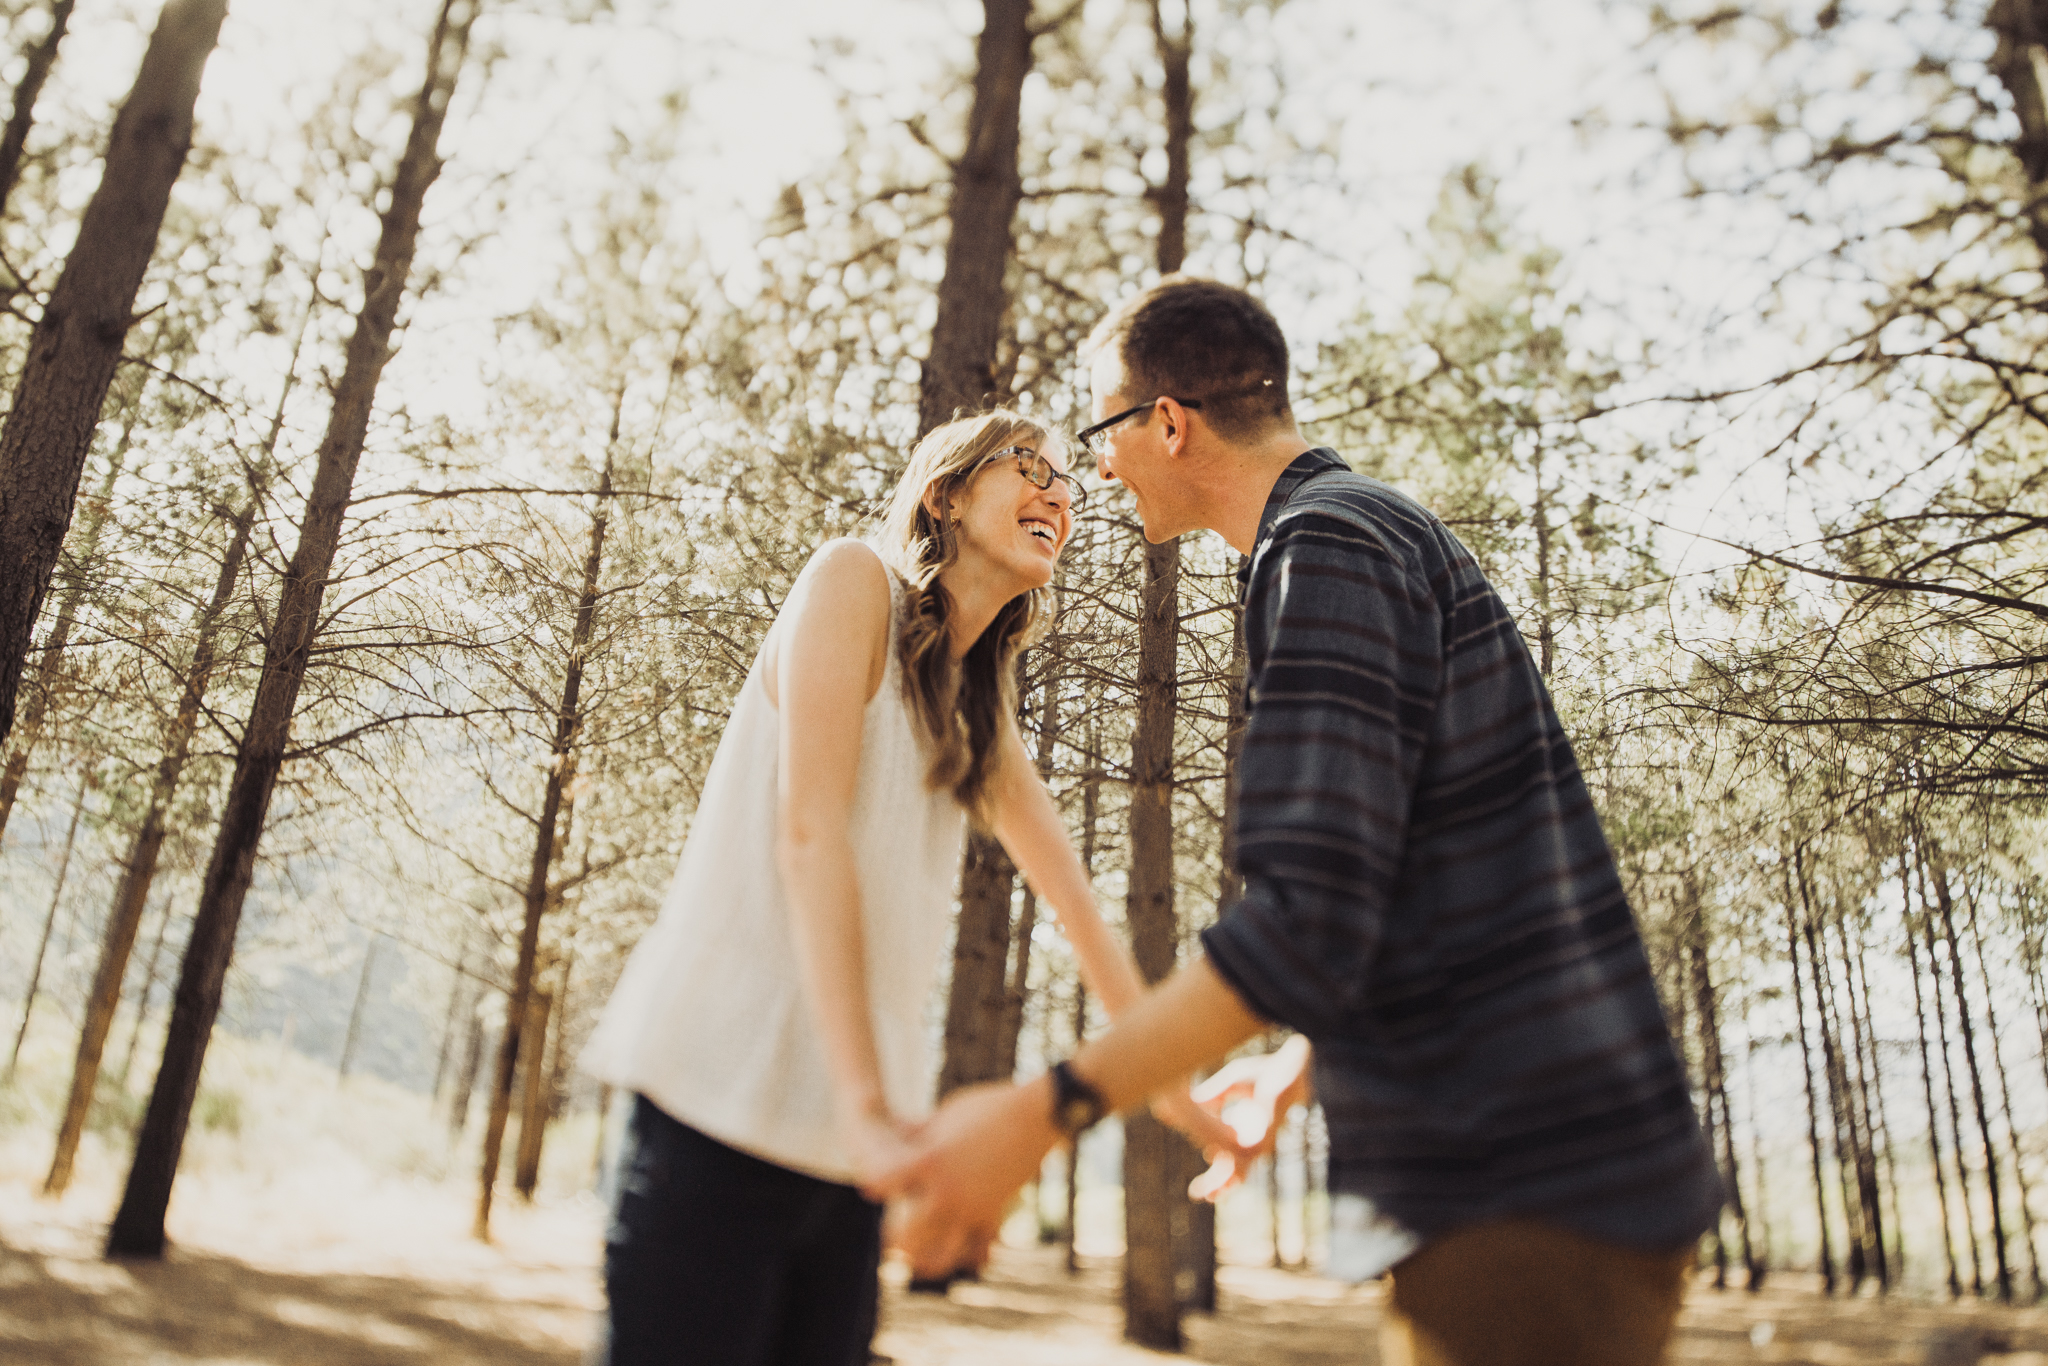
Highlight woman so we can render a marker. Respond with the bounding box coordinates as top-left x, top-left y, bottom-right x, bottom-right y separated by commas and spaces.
585, 410, 1230, 1366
